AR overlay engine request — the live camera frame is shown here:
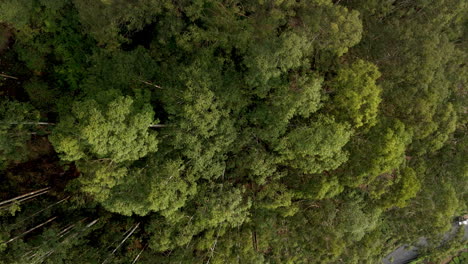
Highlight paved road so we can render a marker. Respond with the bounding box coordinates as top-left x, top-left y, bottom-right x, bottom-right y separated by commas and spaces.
382, 225, 468, 264
382, 245, 419, 264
